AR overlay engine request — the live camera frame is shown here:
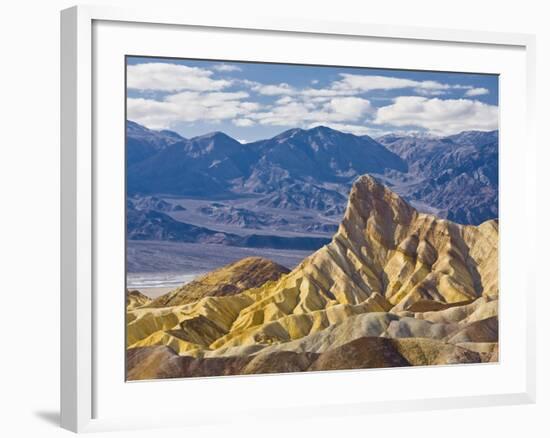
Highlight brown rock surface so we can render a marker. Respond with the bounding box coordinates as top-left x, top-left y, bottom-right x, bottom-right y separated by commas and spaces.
391, 338, 482, 365
446, 316, 499, 344
126, 346, 184, 380
309, 337, 410, 371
